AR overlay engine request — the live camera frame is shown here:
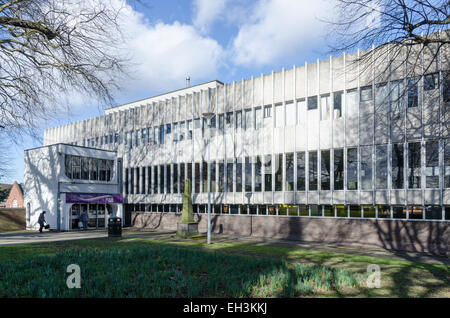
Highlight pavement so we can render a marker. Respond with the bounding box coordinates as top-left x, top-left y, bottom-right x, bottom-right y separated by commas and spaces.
0, 228, 448, 265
